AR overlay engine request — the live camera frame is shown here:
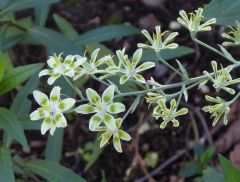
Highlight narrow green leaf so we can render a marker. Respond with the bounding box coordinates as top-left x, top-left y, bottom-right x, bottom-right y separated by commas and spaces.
203, 167, 224, 182
219, 45, 236, 62
0, 107, 28, 148
45, 128, 63, 163
1, 34, 27, 51
24, 159, 86, 182
219, 154, 240, 182
76, 25, 141, 45
35, 0, 59, 26
0, 147, 15, 182
142, 46, 194, 61
18, 114, 41, 130
203, 0, 240, 26
11, 73, 39, 114
0, 0, 11, 9
0, 56, 6, 82
53, 14, 79, 41
3, 0, 58, 13
179, 161, 201, 177
28, 26, 81, 55
0, 63, 43, 95
176, 59, 189, 80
